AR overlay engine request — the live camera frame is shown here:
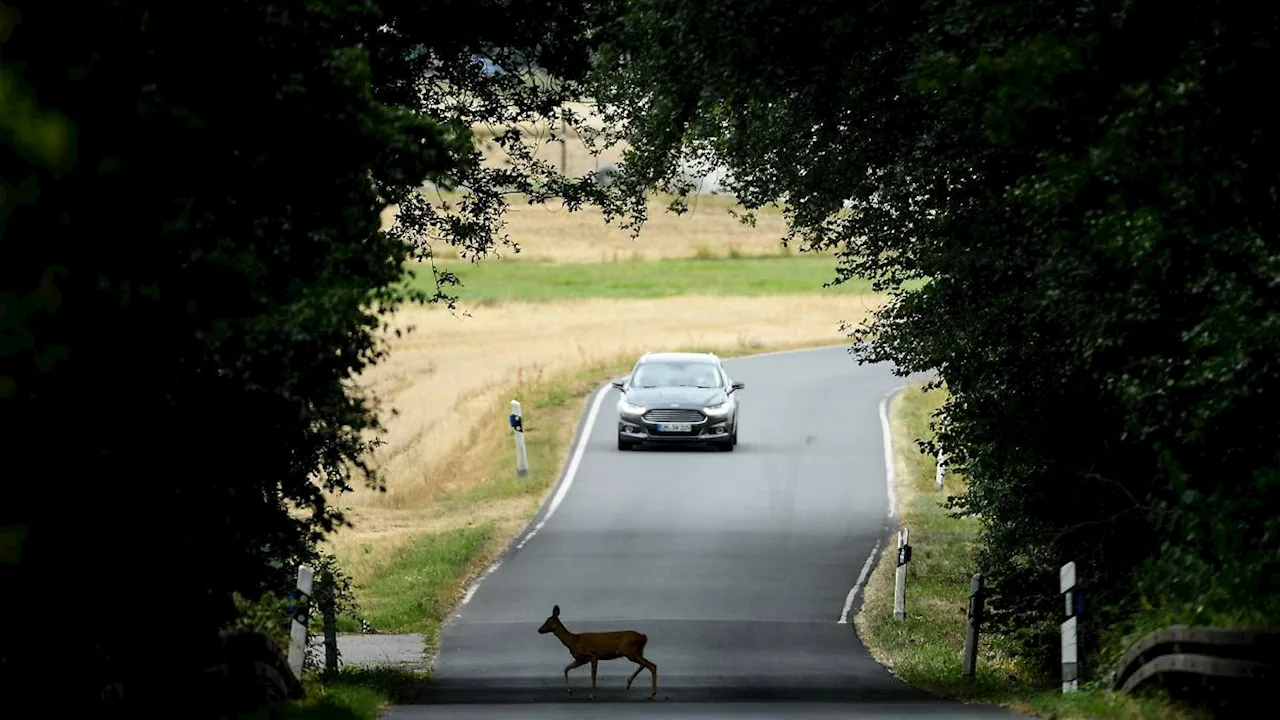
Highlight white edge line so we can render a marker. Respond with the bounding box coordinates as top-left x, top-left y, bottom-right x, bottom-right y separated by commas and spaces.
459, 560, 502, 607
457, 382, 612, 610
840, 382, 906, 624
879, 387, 900, 519
838, 537, 883, 624
544, 381, 611, 523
